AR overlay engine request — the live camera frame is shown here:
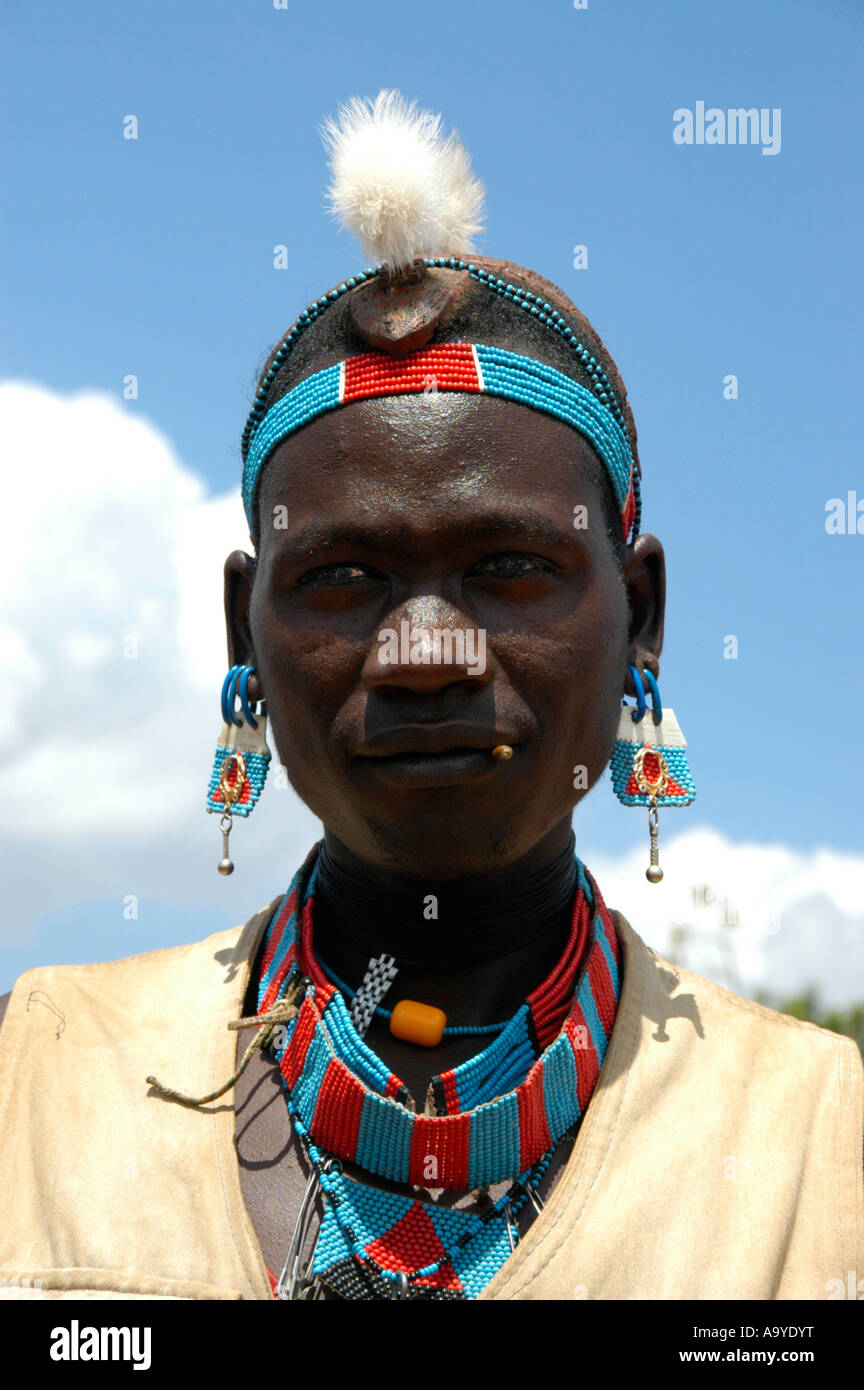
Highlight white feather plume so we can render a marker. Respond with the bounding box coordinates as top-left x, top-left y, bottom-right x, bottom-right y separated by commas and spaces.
320, 89, 485, 274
